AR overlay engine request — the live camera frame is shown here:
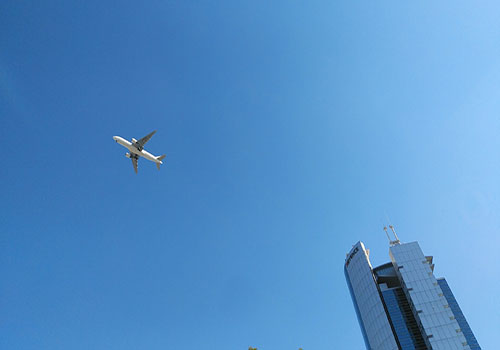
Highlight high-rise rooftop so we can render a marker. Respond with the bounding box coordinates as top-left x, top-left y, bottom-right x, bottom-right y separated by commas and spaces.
344, 233, 480, 350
